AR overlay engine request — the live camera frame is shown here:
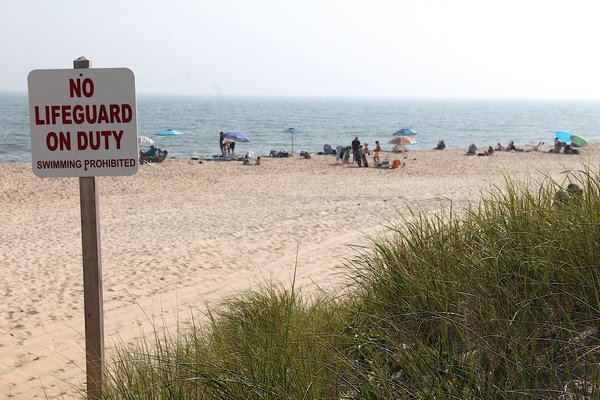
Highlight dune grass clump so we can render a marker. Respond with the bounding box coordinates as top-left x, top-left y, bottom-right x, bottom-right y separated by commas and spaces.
105, 169, 599, 399
347, 170, 600, 398
104, 285, 351, 399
